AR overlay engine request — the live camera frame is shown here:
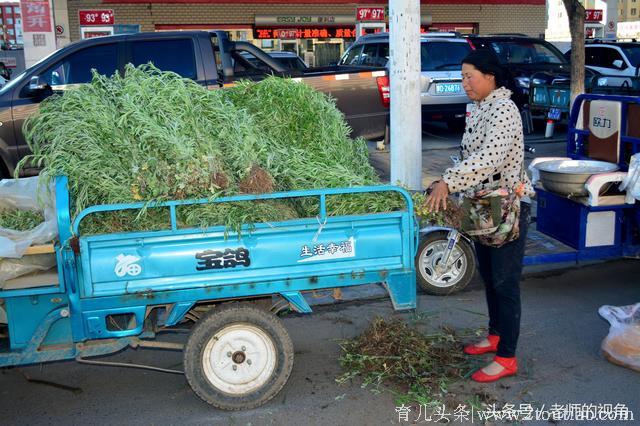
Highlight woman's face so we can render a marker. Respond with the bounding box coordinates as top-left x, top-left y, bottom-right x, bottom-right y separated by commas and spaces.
461, 63, 497, 102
